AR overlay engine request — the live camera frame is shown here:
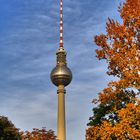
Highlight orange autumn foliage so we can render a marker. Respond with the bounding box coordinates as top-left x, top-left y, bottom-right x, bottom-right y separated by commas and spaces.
86, 102, 140, 140
86, 0, 140, 139
21, 128, 56, 140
